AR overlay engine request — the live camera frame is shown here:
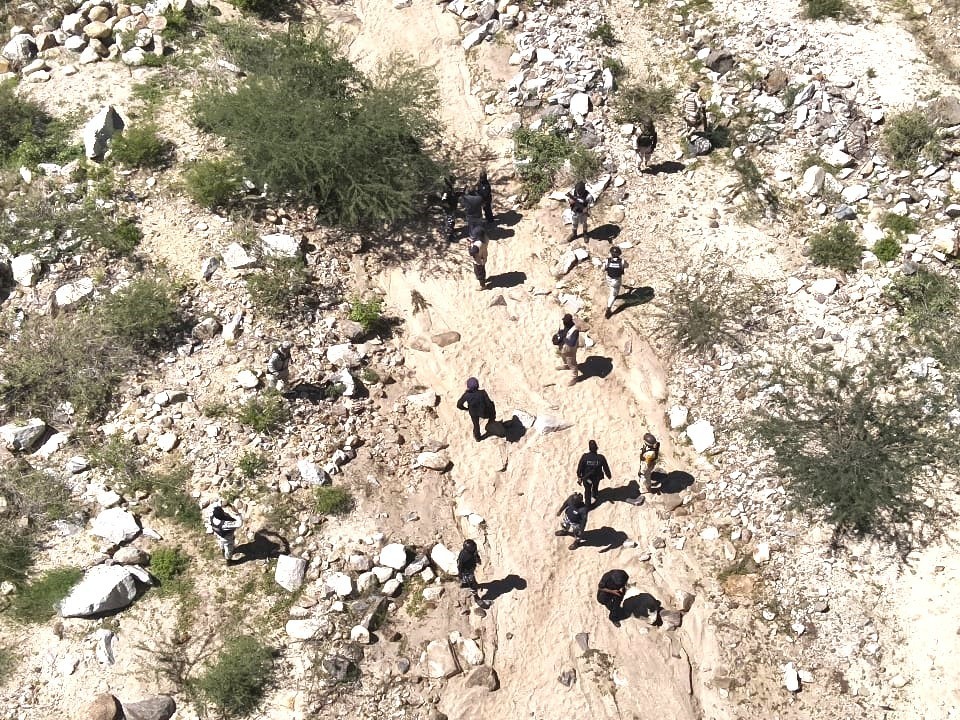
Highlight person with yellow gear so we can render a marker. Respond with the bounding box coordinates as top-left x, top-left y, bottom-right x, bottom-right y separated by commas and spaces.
639, 432, 661, 492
